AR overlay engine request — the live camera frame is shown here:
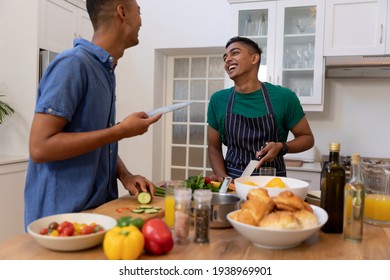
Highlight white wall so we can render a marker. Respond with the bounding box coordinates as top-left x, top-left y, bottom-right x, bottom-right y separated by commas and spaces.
307, 78, 390, 159
0, 0, 39, 157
